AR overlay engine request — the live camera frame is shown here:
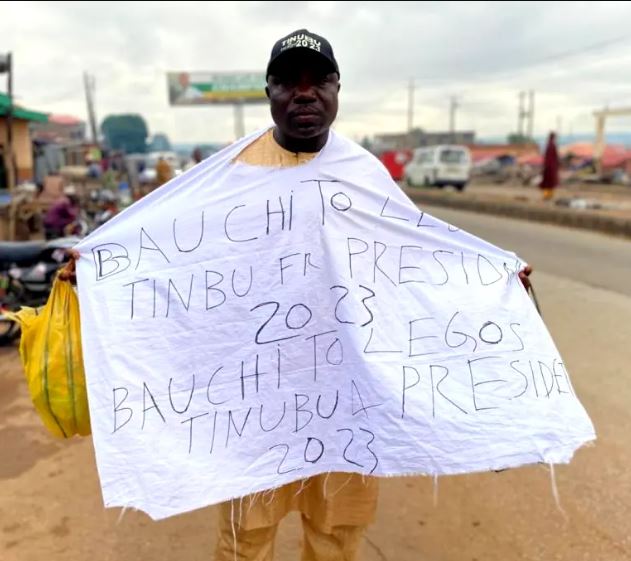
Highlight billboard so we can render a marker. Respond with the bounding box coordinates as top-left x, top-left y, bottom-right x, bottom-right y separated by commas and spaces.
167, 72, 267, 106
